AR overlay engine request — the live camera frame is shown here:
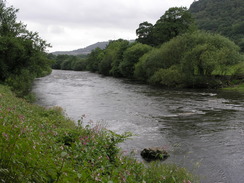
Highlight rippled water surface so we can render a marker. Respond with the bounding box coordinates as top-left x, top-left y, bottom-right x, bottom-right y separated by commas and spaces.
32, 70, 244, 183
